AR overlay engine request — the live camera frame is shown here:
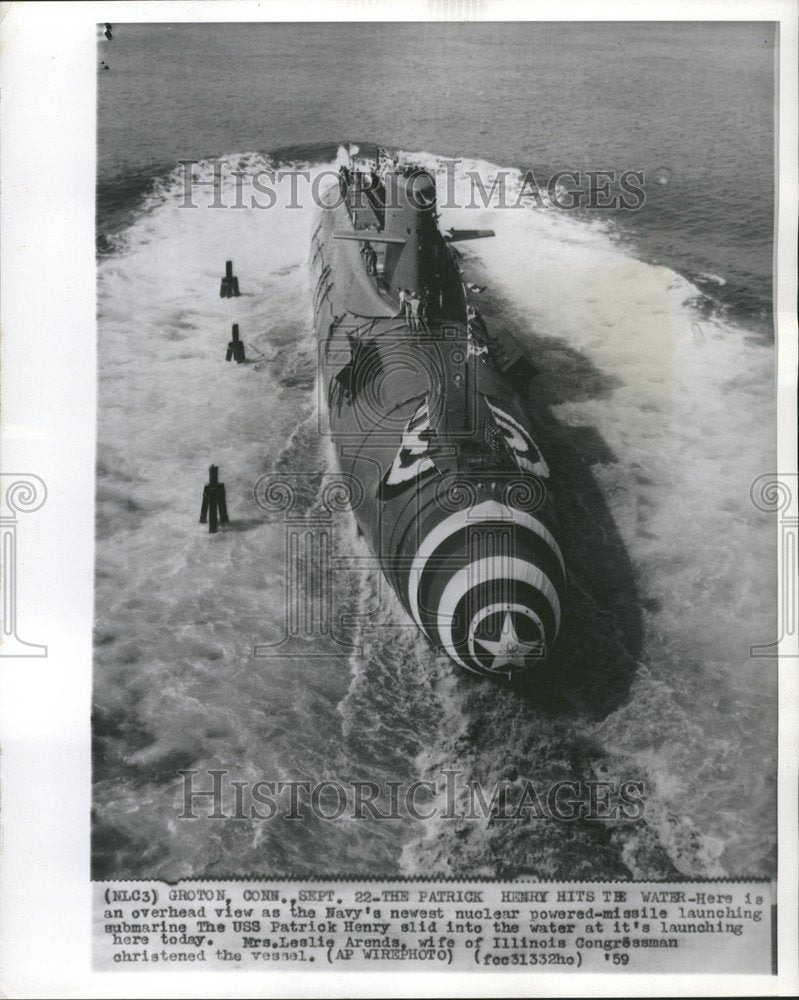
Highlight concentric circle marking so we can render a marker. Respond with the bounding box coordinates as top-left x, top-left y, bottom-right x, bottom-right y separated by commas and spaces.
407, 499, 565, 634
436, 556, 562, 672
